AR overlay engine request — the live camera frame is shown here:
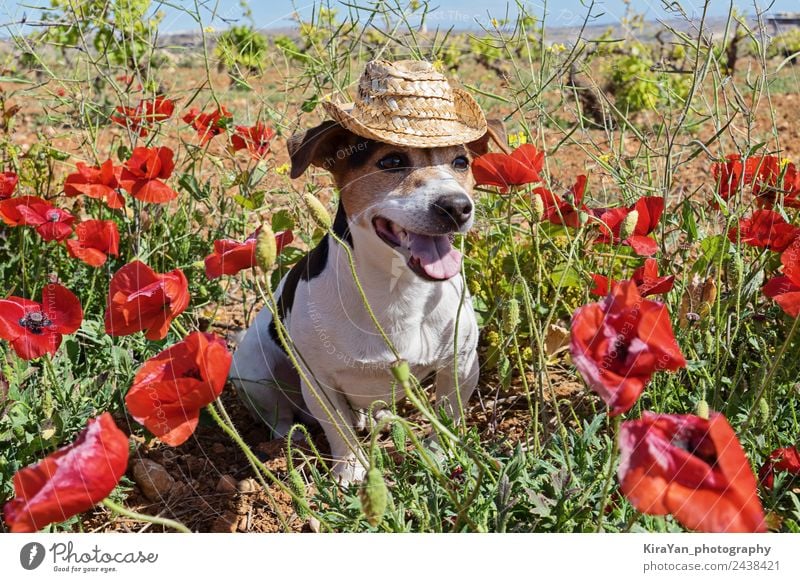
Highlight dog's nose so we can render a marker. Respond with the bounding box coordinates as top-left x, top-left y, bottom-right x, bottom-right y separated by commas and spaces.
433, 193, 473, 227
